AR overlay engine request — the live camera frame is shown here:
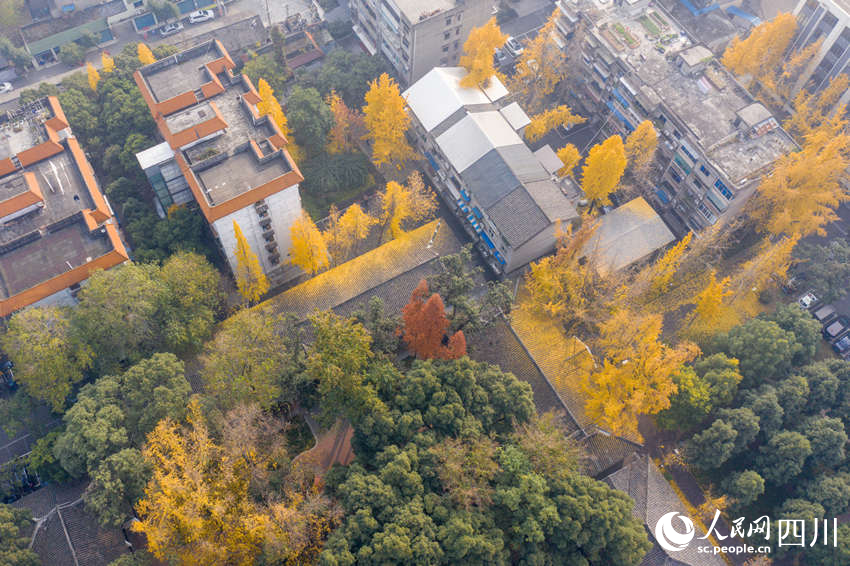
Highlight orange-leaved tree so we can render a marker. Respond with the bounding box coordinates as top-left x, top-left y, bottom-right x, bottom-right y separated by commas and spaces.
582, 309, 699, 439
402, 279, 466, 360
624, 120, 657, 175
137, 43, 156, 65
524, 105, 586, 143
232, 220, 269, 304
363, 73, 415, 167
581, 135, 627, 207
556, 144, 581, 178
326, 91, 365, 154
289, 211, 330, 274
459, 17, 507, 88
